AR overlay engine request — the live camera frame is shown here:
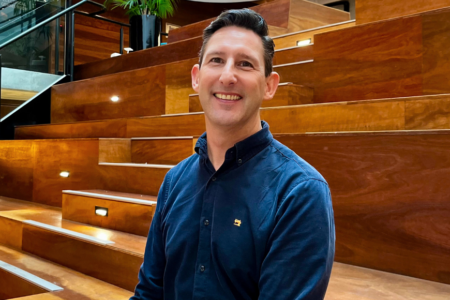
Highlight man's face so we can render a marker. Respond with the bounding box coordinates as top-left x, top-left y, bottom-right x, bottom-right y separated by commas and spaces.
191, 26, 279, 129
